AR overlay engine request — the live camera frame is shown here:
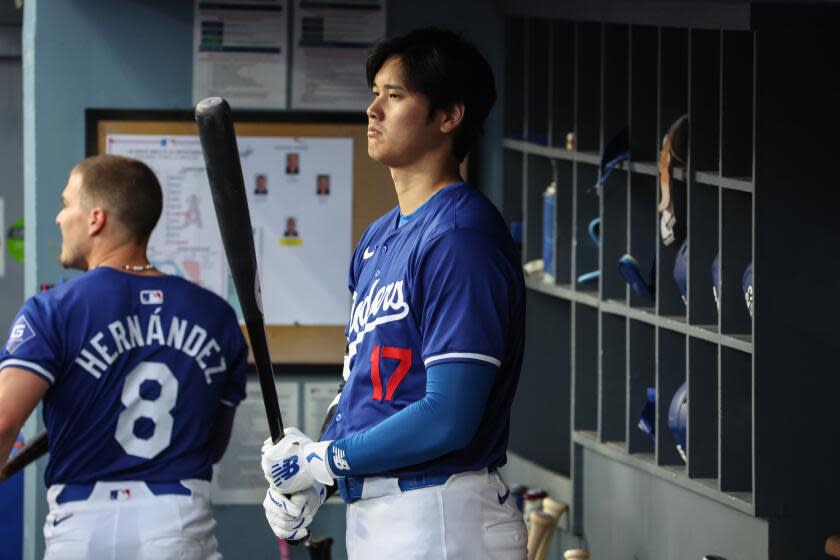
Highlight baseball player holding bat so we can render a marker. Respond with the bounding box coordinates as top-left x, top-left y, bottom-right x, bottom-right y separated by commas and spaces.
0, 155, 248, 559
258, 28, 528, 558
